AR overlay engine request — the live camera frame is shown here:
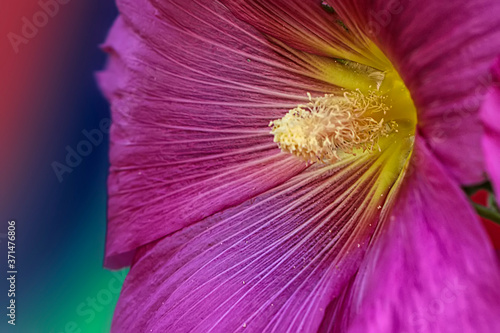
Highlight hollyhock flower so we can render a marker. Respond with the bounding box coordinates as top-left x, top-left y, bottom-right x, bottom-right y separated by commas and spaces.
97, 0, 500, 332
